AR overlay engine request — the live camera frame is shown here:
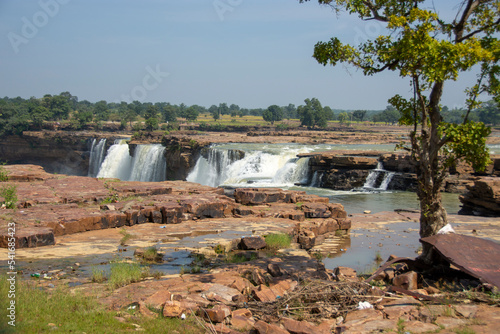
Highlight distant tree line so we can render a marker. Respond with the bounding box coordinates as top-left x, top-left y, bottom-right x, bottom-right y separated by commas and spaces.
1, 92, 498, 136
